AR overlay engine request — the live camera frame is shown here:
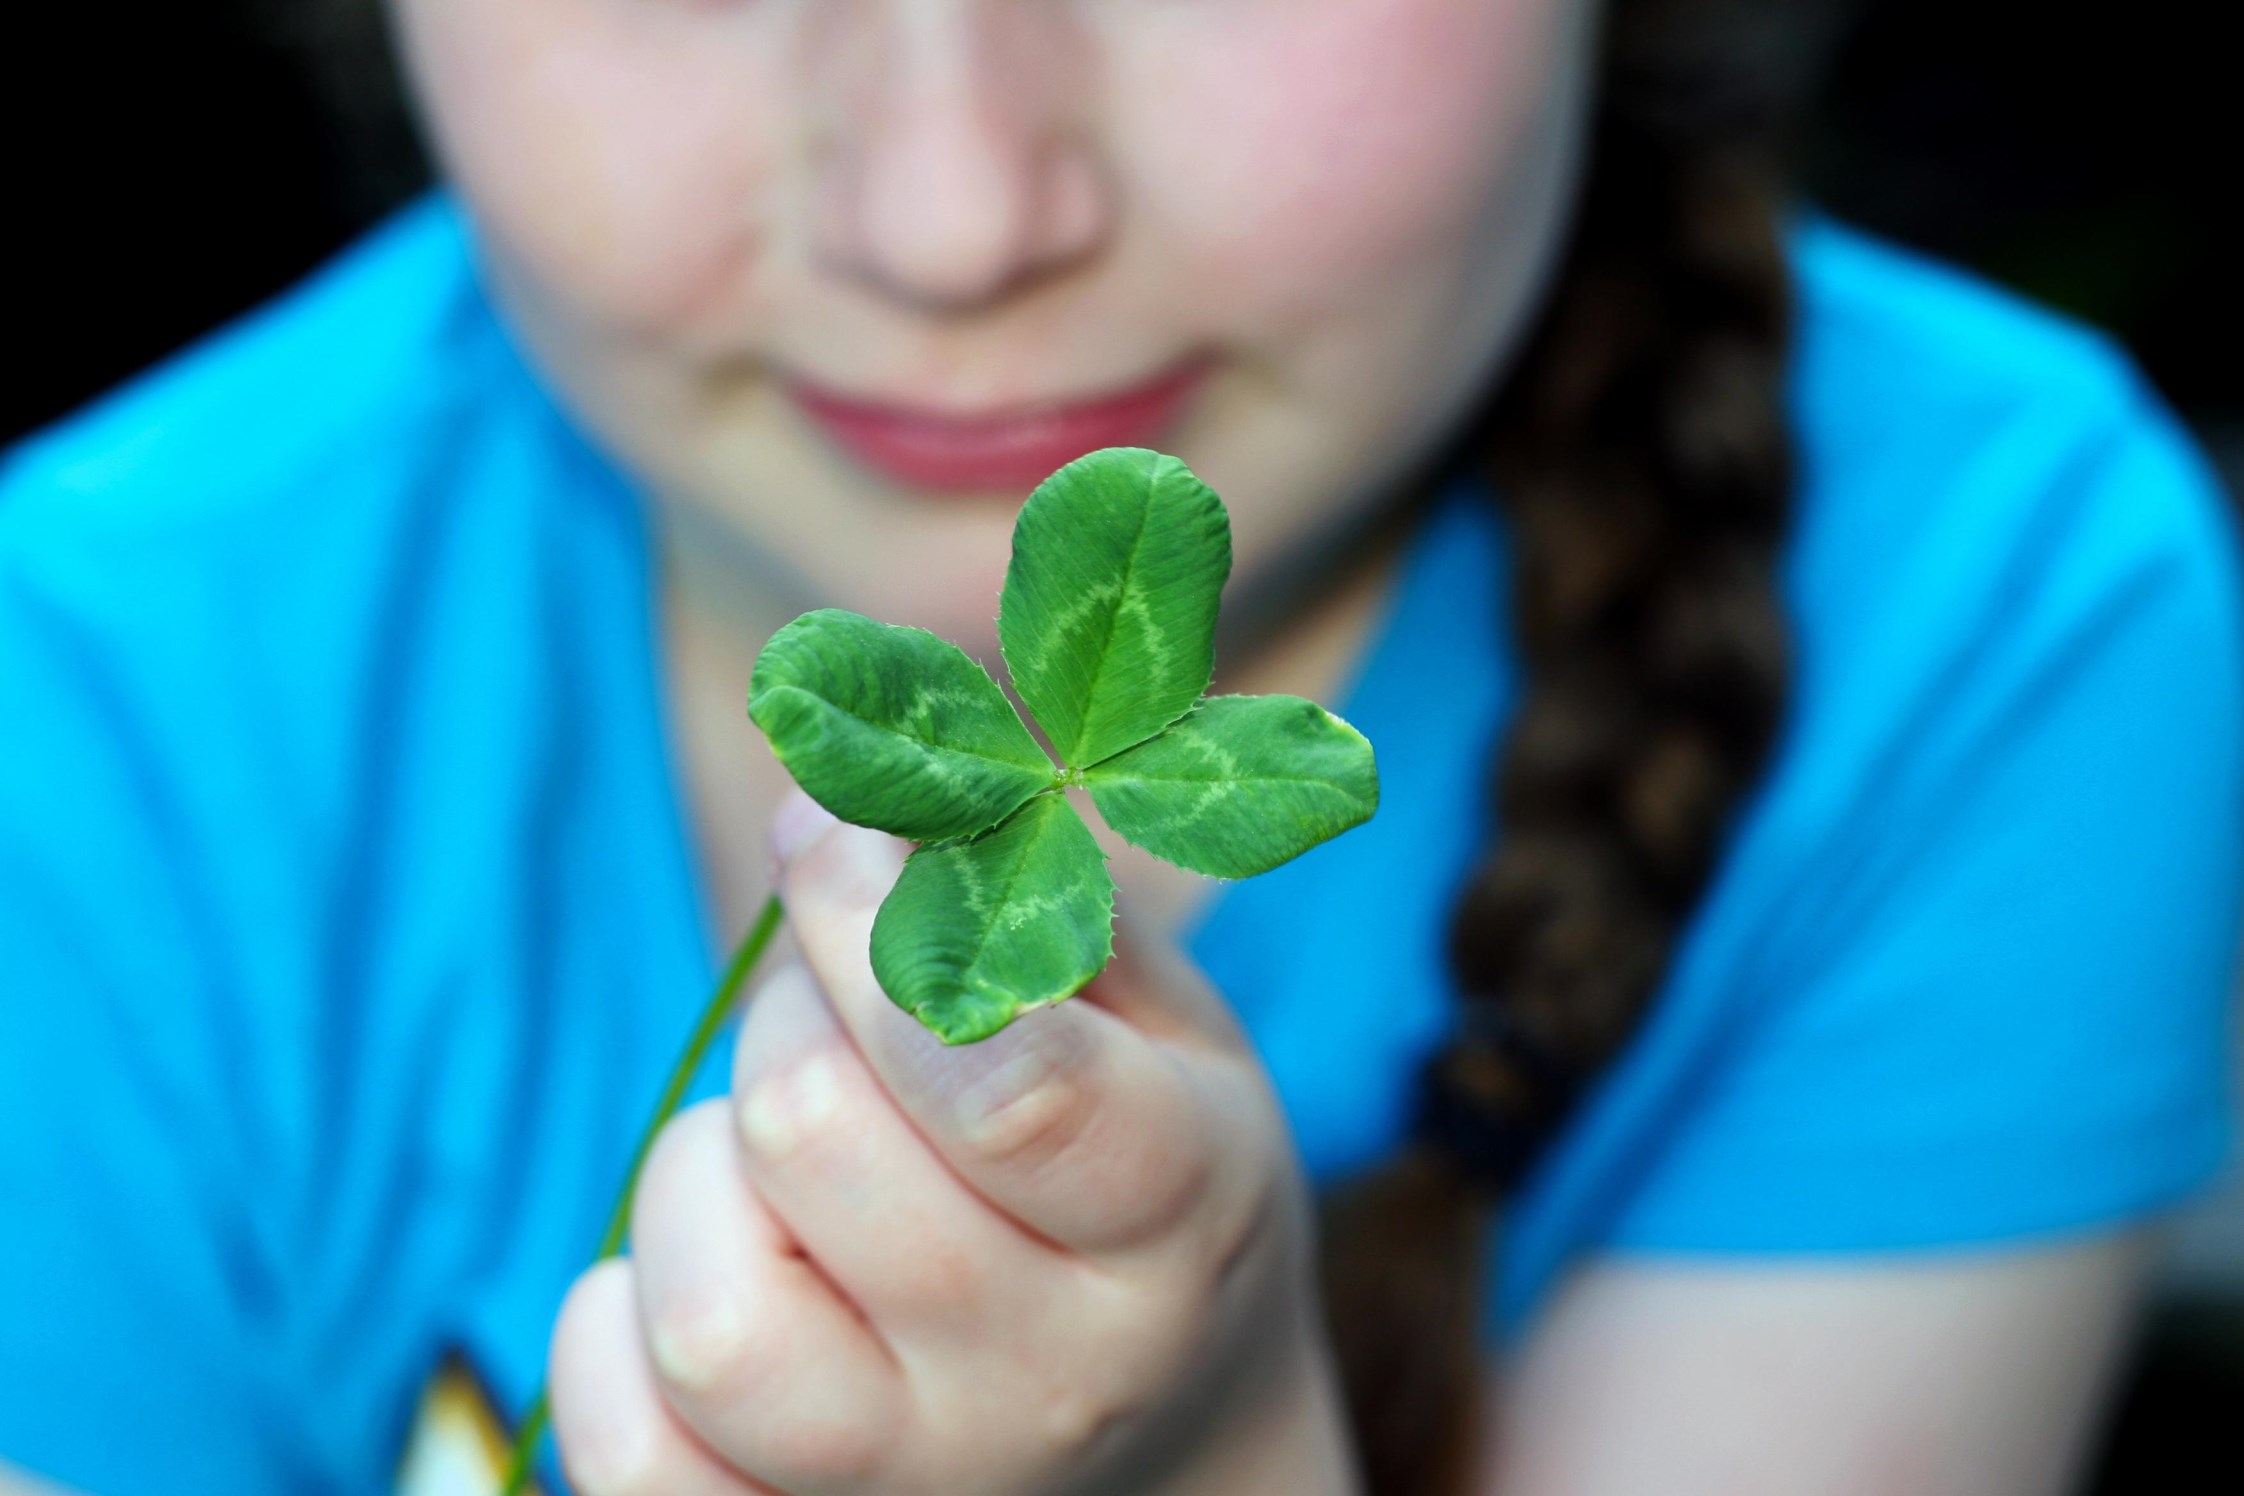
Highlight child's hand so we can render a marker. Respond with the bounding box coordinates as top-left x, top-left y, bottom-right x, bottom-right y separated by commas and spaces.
545, 794, 1358, 1496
